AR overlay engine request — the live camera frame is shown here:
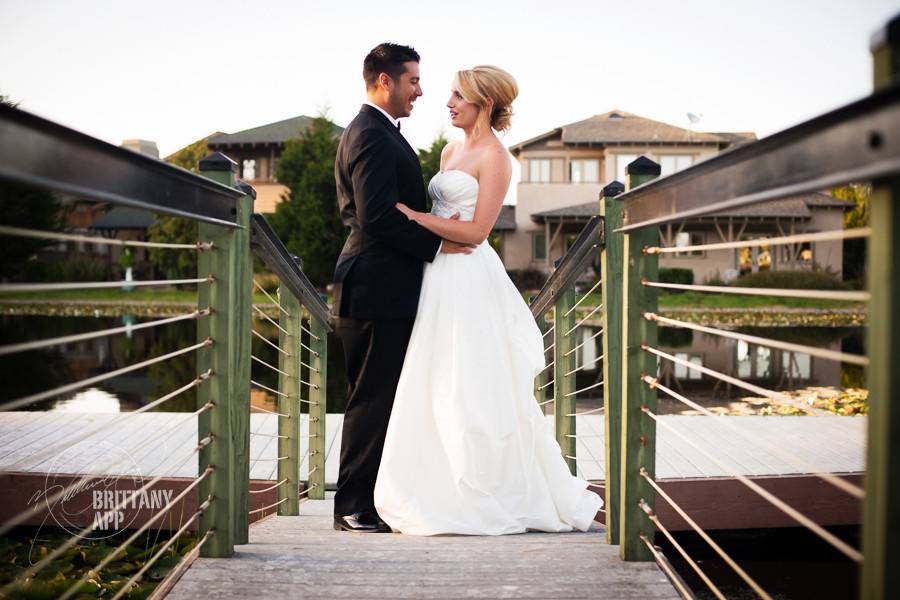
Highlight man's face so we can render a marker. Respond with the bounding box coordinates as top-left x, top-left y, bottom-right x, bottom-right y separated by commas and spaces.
386, 61, 422, 119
